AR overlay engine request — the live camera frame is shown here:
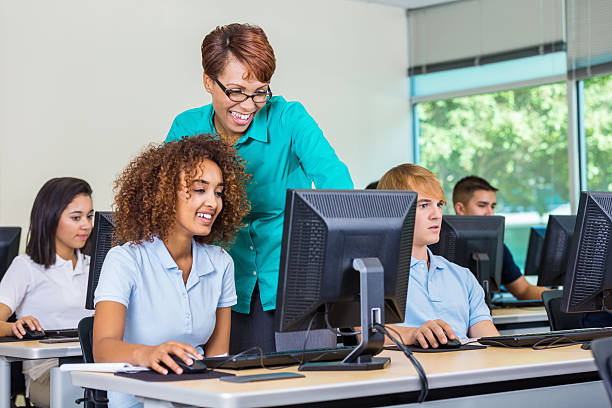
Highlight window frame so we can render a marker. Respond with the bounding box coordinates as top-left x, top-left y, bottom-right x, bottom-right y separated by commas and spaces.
408, 59, 612, 213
